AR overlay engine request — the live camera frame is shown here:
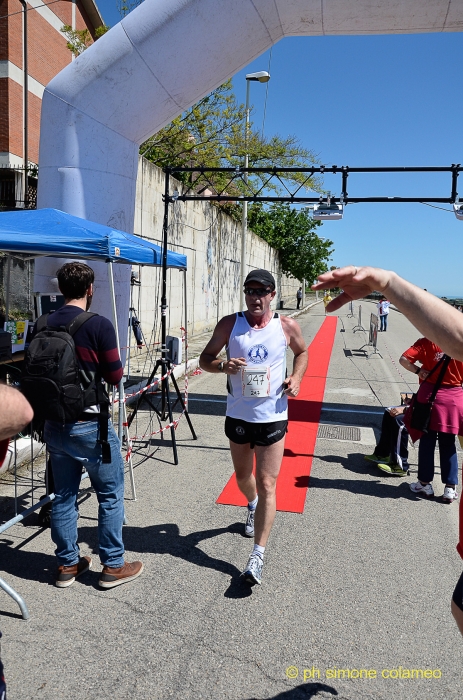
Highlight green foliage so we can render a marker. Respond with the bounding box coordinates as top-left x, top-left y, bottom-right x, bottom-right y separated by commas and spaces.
117, 0, 143, 17
248, 203, 334, 283
60, 25, 110, 57
140, 81, 322, 204
95, 25, 110, 38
